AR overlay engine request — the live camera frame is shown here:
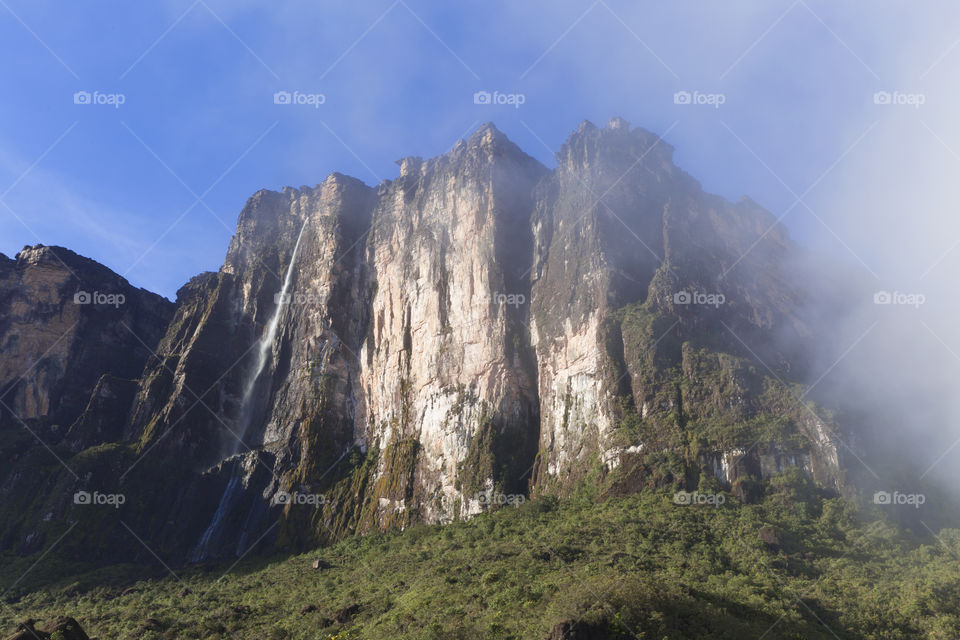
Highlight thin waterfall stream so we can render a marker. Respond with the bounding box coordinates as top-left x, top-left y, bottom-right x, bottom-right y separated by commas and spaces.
190, 219, 308, 562
235, 220, 309, 451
